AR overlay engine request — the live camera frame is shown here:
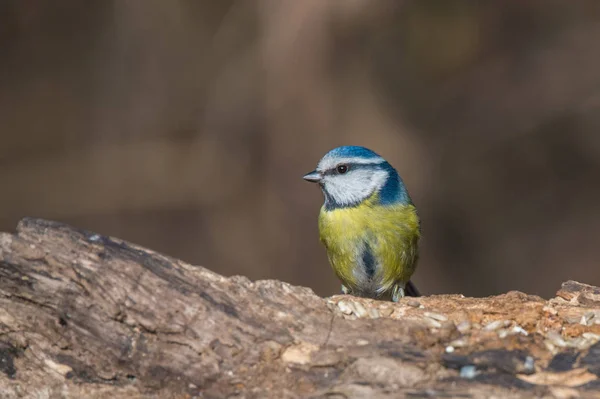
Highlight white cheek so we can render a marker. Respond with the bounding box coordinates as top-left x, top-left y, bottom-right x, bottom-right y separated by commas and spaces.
324, 169, 388, 205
